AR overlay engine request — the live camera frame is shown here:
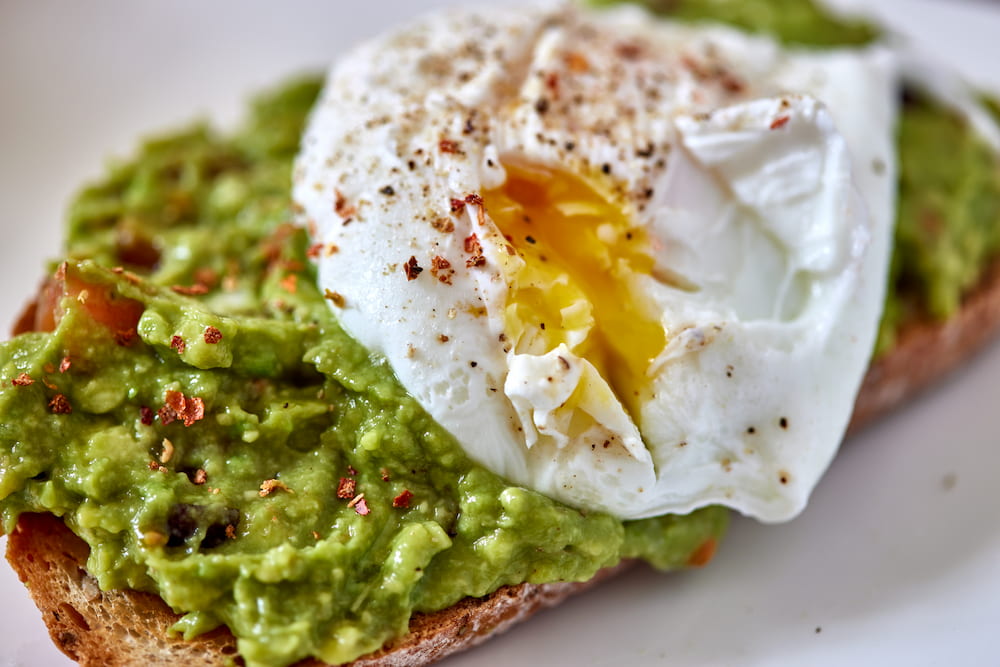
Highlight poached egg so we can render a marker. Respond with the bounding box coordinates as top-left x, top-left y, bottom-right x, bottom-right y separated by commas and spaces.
294, 3, 897, 522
